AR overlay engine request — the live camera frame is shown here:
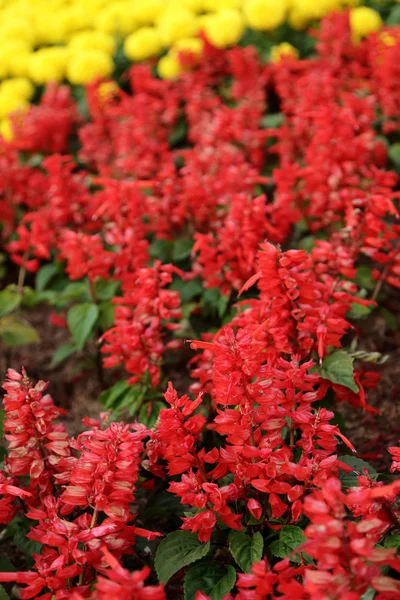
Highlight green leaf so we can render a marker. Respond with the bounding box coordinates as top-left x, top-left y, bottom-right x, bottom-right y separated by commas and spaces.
269, 539, 287, 559
348, 302, 372, 319
138, 400, 164, 427
170, 278, 203, 303
0, 317, 40, 346
203, 288, 230, 319
0, 585, 9, 599
384, 534, 400, 550
60, 282, 91, 303
49, 344, 77, 368
387, 5, 400, 26
280, 525, 306, 551
0, 557, 16, 572
229, 531, 263, 573
168, 117, 188, 147
98, 301, 115, 331
13, 527, 41, 558
360, 588, 375, 600
94, 279, 120, 301
338, 456, 377, 488
0, 286, 21, 318
173, 239, 193, 261
316, 351, 358, 393
98, 380, 131, 409
184, 562, 236, 600
67, 303, 99, 350
261, 113, 284, 129
155, 531, 210, 584
389, 143, 400, 168
270, 526, 309, 564
356, 266, 374, 291
150, 239, 173, 262
35, 263, 60, 292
